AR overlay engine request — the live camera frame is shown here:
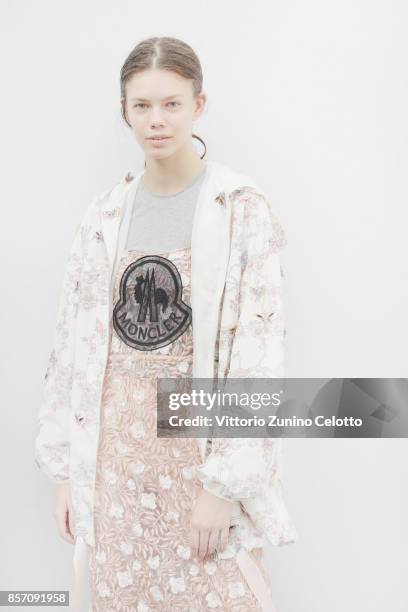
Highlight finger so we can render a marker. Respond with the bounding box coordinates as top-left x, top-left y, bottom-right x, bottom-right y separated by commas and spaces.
219, 527, 229, 552
63, 509, 75, 544
55, 509, 74, 544
190, 527, 199, 558
67, 507, 76, 541
67, 498, 76, 535
207, 529, 220, 558
198, 529, 209, 560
